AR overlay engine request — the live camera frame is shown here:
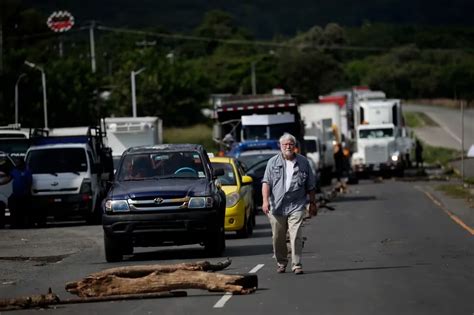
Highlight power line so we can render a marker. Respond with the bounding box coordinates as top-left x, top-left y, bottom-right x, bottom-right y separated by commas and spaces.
96, 25, 388, 52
